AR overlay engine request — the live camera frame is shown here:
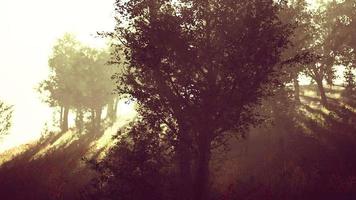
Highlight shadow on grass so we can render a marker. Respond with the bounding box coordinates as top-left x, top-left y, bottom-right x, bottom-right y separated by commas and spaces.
0, 120, 130, 200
